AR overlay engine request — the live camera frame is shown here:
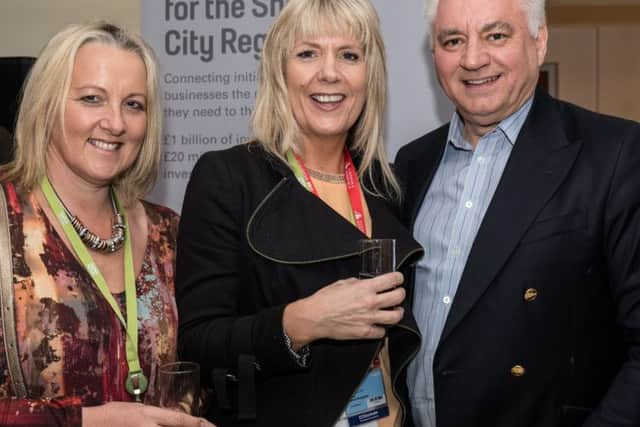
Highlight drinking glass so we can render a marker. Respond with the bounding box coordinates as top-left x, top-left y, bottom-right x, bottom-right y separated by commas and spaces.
148, 361, 201, 416
359, 238, 396, 278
